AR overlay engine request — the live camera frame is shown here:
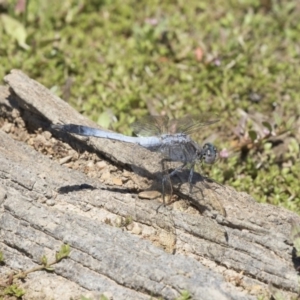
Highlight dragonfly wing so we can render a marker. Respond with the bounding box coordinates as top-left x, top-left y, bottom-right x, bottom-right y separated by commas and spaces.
182, 119, 219, 135
169, 115, 219, 135
131, 115, 170, 136
131, 114, 219, 136
166, 115, 195, 134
